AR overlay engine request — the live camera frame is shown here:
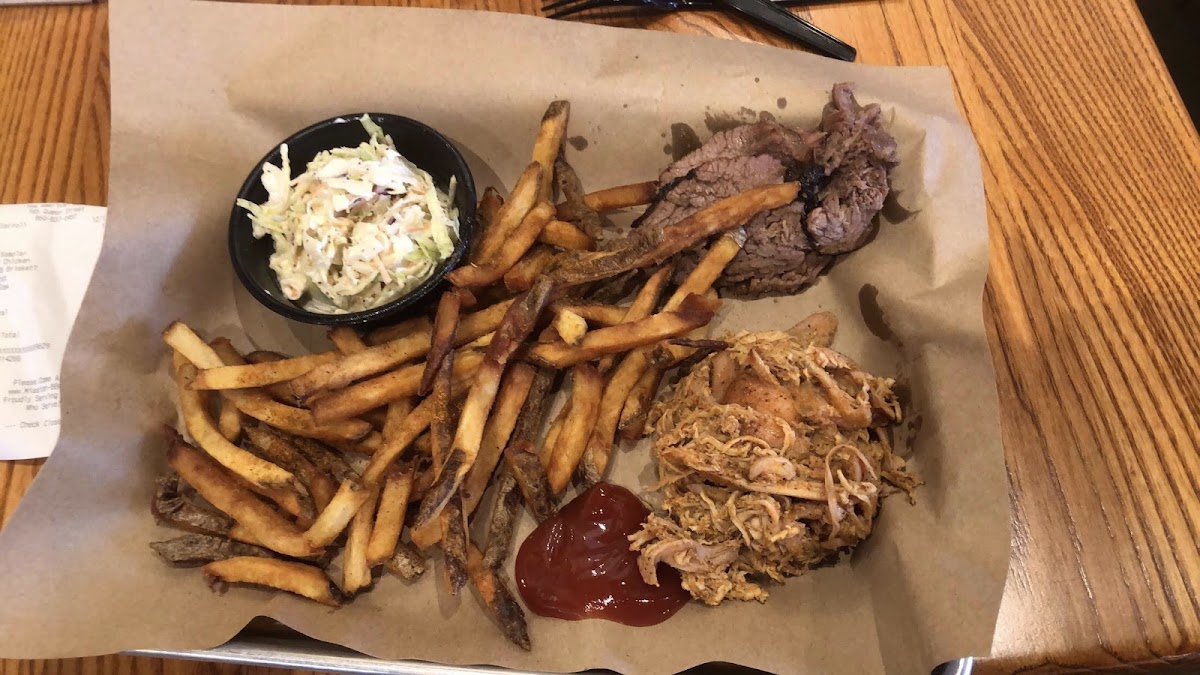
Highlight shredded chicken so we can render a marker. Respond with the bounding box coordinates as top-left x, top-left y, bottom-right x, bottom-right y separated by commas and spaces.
630, 323, 918, 605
